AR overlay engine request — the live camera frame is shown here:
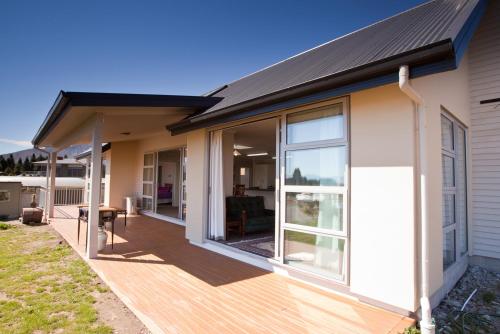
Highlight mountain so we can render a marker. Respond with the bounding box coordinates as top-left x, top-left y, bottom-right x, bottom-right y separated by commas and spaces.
1, 144, 90, 161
